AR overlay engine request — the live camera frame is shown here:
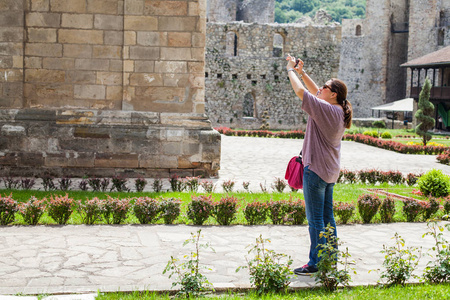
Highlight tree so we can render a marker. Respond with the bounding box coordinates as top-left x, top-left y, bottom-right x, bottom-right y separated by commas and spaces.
415, 77, 435, 146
